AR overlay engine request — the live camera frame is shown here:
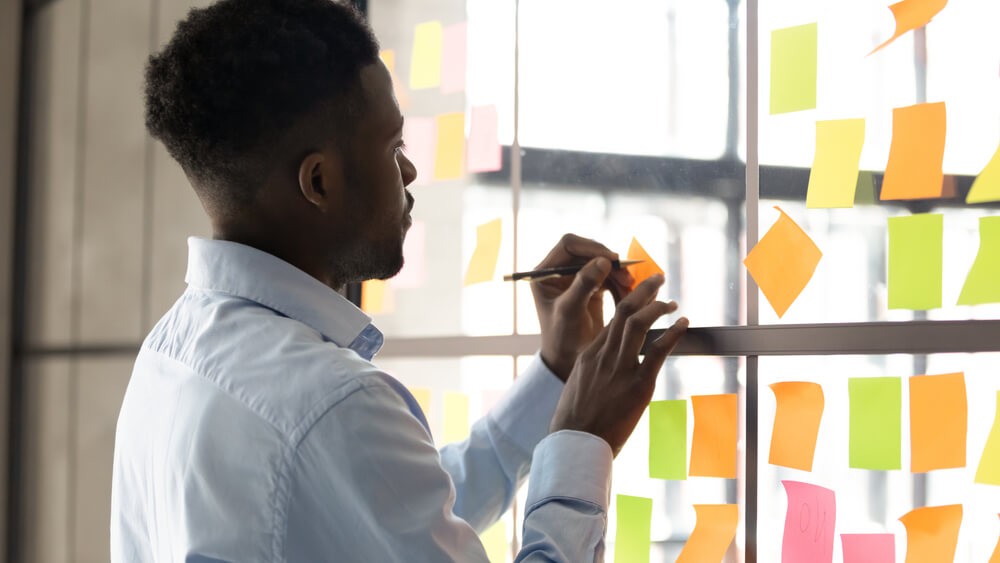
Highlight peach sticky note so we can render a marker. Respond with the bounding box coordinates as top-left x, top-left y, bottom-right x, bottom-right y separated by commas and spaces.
770, 23, 818, 115
361, 279, 391, 314
626, 237, 665, 290
467, 105, 502, 173
870, 0, 948, 55
480, 518, 508, 563
888, 213, 943, 310
769, 382, 824, 471
743, 206, 823, 318
614, 495, 652, 563
958, 216, 1000, 306
676, 504, 738, 563
408, 387, 431, 419
403, 117, 436, 187
434, 112, 465, 181
807, 119, 866, 208
899, 505, 962, 563
841, 533, 896, 563
992, 515, 1000, 563
849, 377, 902, 470
464, 218, 502, 286
782, 481, 836, 563
967, 142, 1000, 203
690, 394, 738, 478
443, 391, 469, 443
880, 102, 946, 201
440, 22, 467, 94
409, 21, 443, 90
910, 372, 967, 472
975, 391, 1000, 486
649, 400, 687, 480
